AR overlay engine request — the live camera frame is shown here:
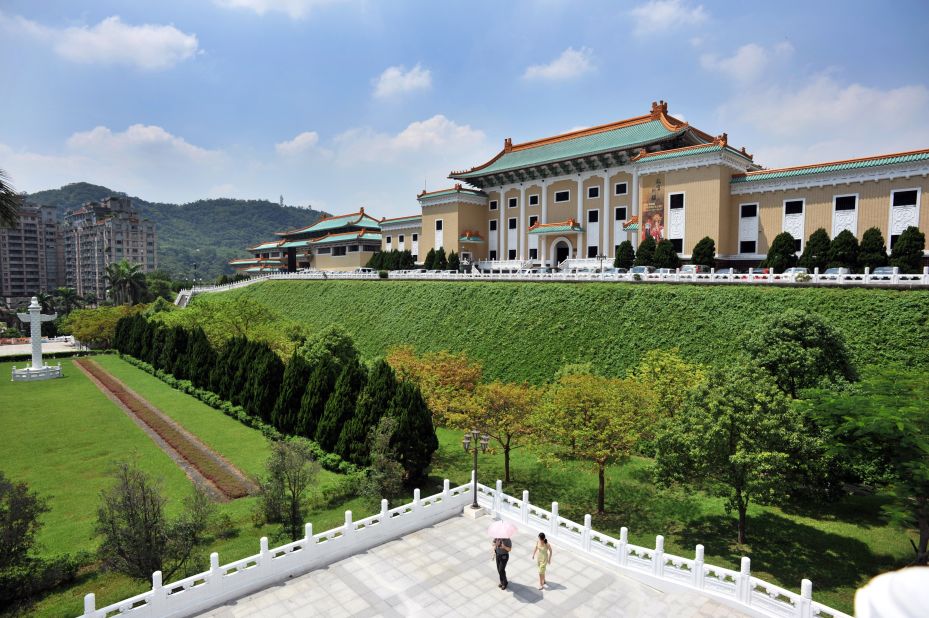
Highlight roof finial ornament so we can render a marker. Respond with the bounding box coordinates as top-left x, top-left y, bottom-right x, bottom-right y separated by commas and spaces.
359, 206, 365, 214
717, 133, 728, 147
454, 183, 462, 190
651, 100, 668, 118
504, 137, 513, 153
